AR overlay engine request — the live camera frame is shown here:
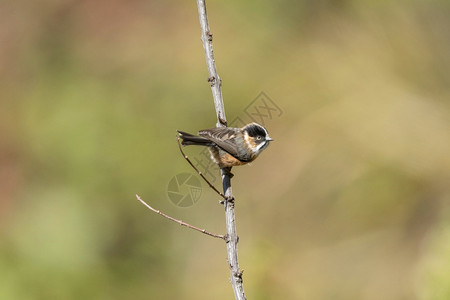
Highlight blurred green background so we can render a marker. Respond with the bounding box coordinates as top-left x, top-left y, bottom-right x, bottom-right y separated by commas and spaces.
1, 0, 450, 299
